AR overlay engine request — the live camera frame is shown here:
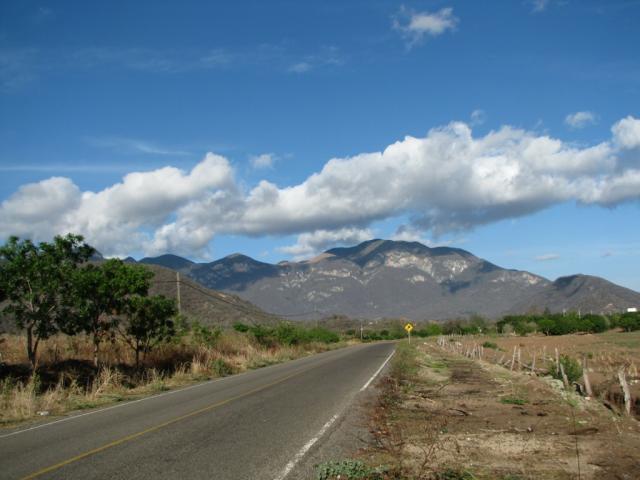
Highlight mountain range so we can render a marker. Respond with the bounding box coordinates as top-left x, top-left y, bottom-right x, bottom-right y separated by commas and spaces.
138, 239, 640, 321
